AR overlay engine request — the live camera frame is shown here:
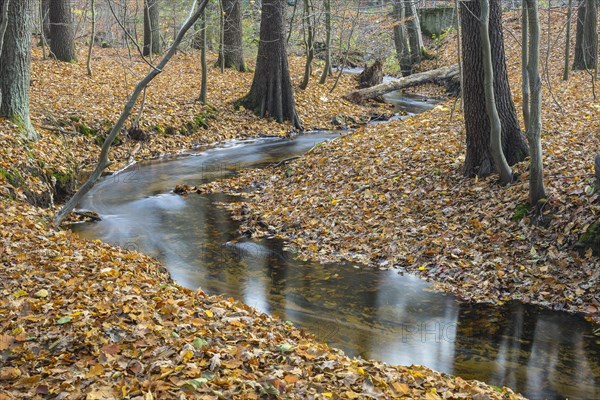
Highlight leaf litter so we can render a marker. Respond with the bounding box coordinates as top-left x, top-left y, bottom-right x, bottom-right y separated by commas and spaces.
193, 9, 600, 325
0, 36, 521, 400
